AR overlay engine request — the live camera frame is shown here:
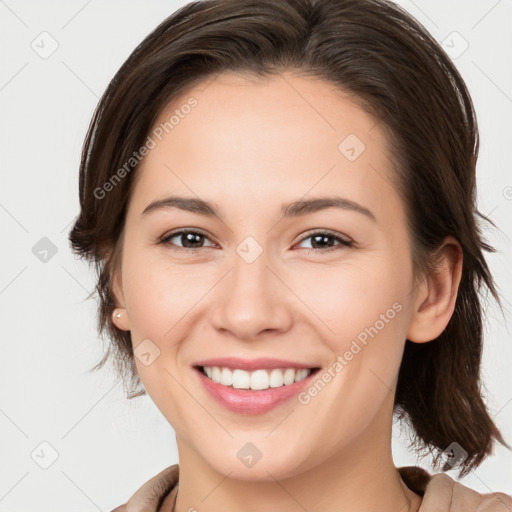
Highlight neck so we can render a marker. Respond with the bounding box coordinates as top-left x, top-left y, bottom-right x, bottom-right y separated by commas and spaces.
171, 394, 421, 512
